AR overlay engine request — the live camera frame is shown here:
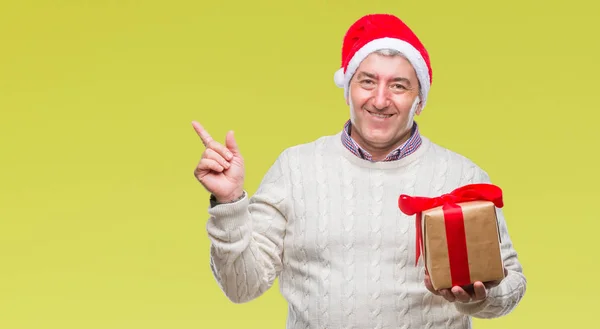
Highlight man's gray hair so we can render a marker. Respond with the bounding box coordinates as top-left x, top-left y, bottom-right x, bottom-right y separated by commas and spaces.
374, 48, 406, 57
